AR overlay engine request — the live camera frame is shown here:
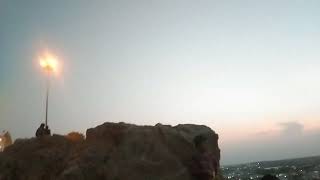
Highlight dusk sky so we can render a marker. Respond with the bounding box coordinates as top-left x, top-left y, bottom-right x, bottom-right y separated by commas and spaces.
1, 0, 320, 165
